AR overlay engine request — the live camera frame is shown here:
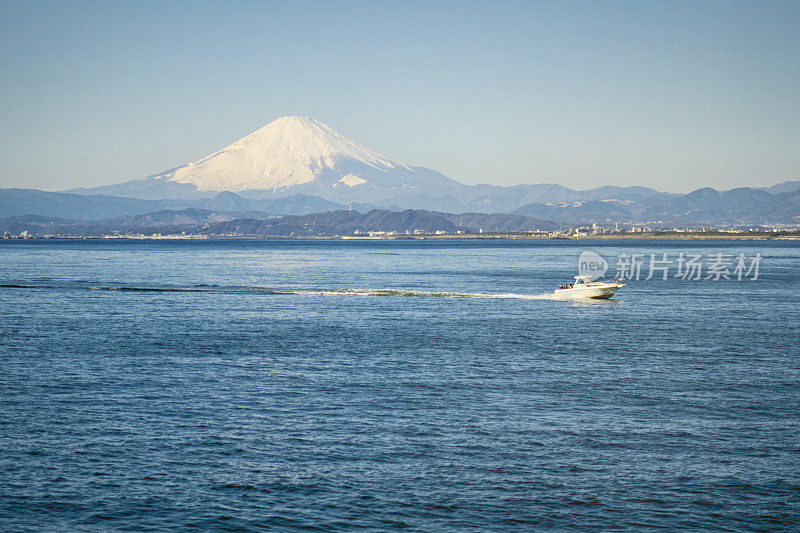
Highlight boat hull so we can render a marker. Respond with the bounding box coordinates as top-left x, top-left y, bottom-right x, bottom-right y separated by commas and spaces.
554, 283, 623, 299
